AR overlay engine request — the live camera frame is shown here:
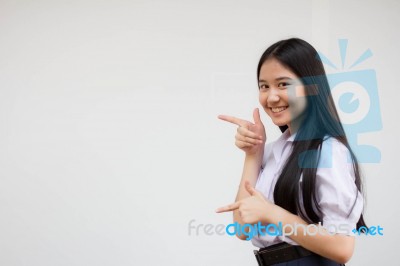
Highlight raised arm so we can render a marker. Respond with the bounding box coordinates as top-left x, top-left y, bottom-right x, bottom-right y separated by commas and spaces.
218, 108, 266, 240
